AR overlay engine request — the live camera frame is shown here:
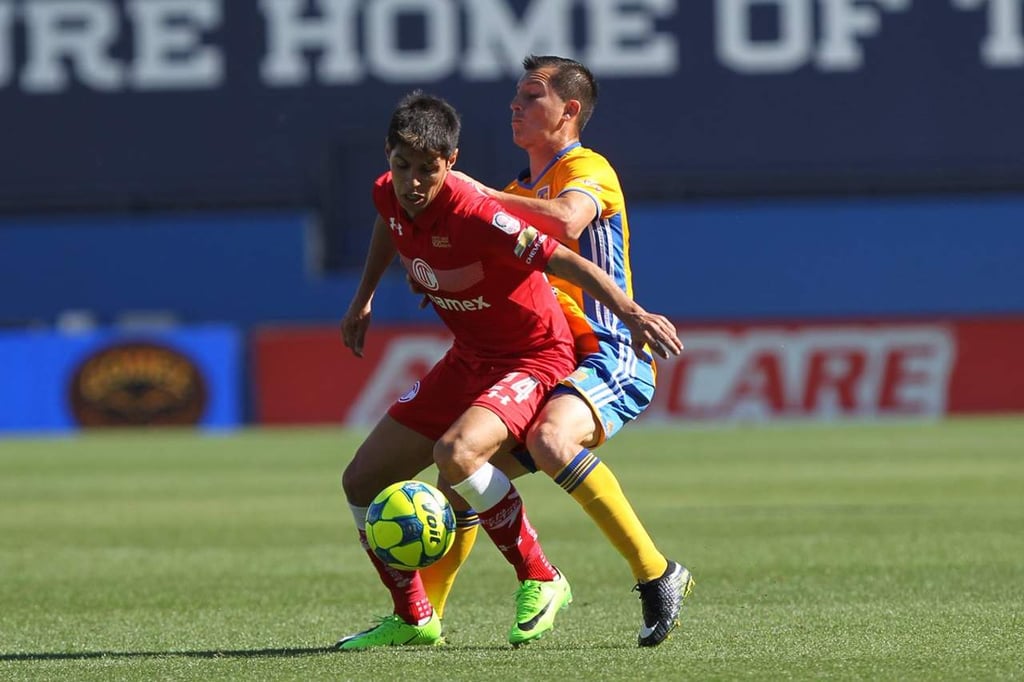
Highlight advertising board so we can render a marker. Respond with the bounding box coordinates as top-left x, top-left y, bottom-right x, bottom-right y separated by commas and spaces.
250, 319, 1024, 426
0, 324, 242, 432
